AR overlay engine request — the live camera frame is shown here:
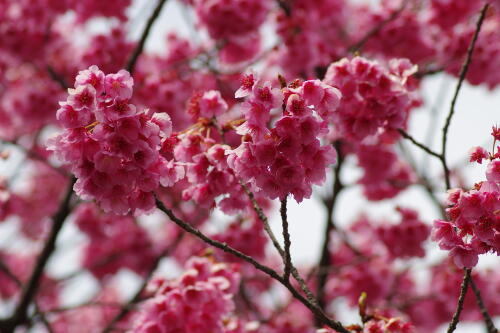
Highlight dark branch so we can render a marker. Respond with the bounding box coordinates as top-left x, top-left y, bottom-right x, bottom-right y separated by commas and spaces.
154, 197, 350, 333
277, 0, 292, 17
126, 0, 169, 74
241, 182, 284, 256
241, 183, 318, 305
447, 268, 471, 333
441, 3, 489, 189
469, 277, 498, 333
398, 129, 442, 159
0, 261, 22, 287
316, 141, 345, 316
280, 197, 292, 281
443, 7, 490, 333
